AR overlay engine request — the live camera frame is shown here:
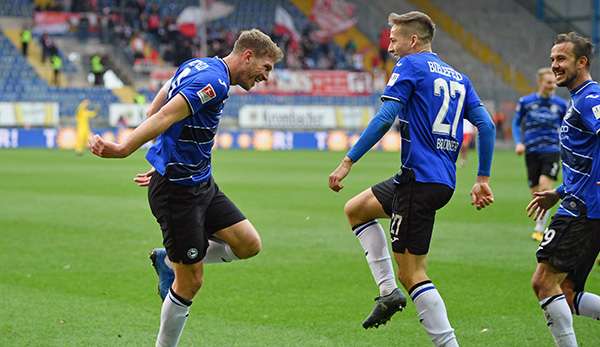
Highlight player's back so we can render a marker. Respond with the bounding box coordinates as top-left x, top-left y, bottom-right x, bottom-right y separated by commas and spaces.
384, 52, 482, 189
